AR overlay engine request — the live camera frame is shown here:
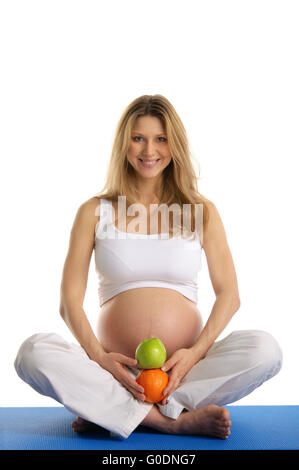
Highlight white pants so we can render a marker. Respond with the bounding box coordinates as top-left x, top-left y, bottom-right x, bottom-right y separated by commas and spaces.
14, 329, 283, 440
